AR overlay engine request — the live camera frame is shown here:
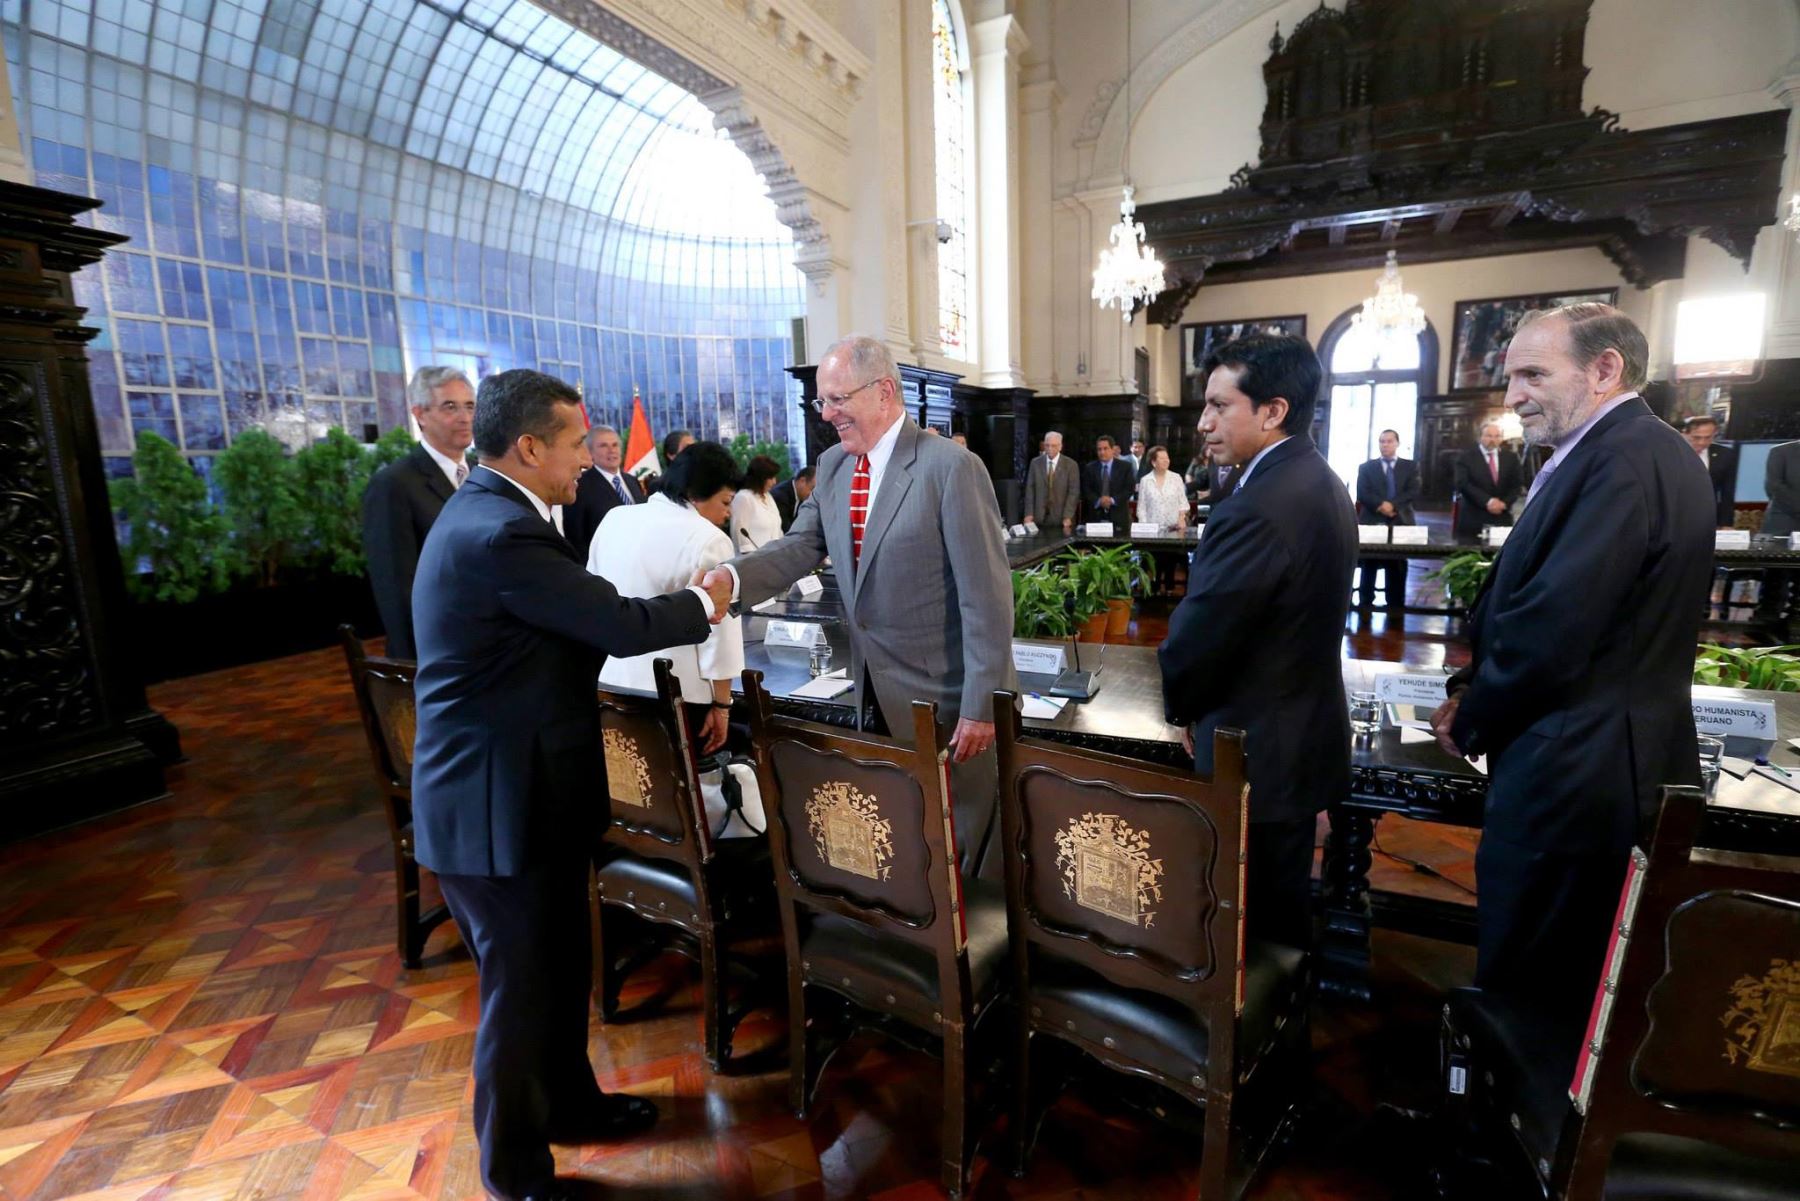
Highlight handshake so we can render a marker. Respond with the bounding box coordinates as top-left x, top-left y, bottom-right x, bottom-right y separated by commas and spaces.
689, 566, 737, 623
